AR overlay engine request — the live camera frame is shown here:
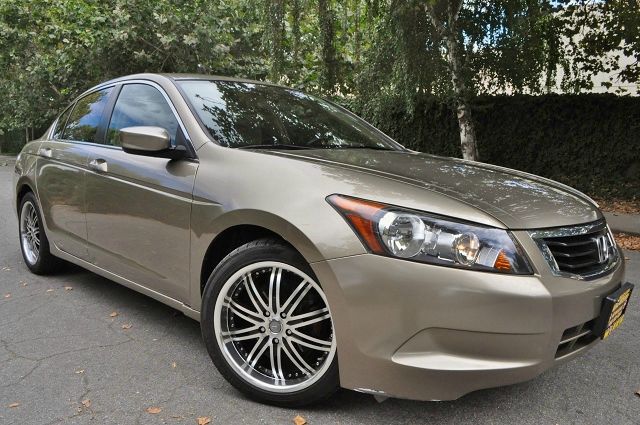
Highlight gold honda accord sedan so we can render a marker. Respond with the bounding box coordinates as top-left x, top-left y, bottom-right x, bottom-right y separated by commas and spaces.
13, 73, 633, 406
